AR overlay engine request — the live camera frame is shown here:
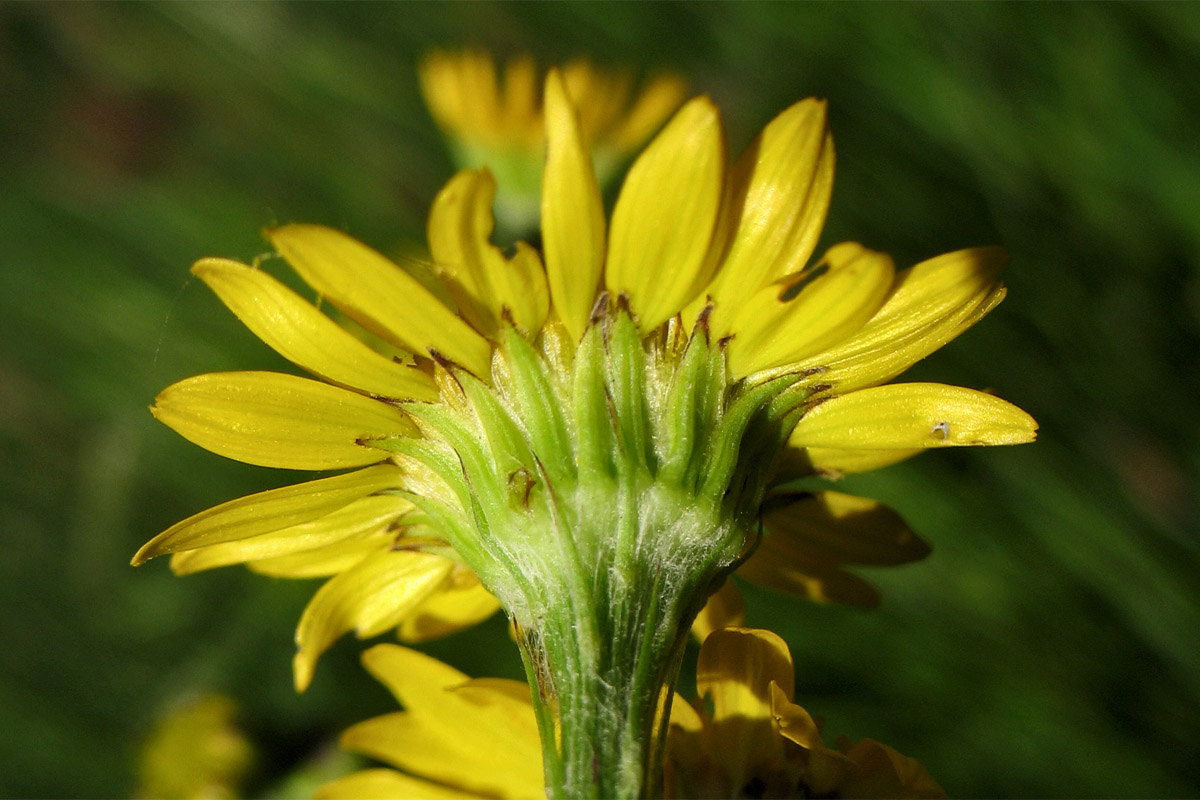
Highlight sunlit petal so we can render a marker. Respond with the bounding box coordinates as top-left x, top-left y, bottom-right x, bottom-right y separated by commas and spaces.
268, 224, 492, 376
152, 371, 415, 470
706, 98, 834, 335
317, 768, 478, 800
801, 446, 922, 476
542, 69, 606, 342
728, 243, 893, 376
192, 258, 437, 401
168, 495, 407, 575
357, 645, 544, 798
428, 169, 549, 336
398, 578, 501, 643
293, 551, 453, 691
789, 383, 1038, 449
810, 247, 1008, 391
605, 97, 725, 331
132, 465, 404, 565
